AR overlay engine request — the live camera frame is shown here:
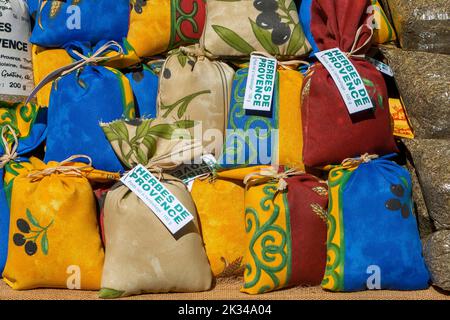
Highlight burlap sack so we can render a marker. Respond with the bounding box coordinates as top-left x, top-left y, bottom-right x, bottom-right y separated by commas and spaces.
386, 0, 450, 54
404, 139, 450, 231
423, 230, 450, 292
99, 119, 212, 298
381, 47, 450, 139
158, 45, 234, 156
